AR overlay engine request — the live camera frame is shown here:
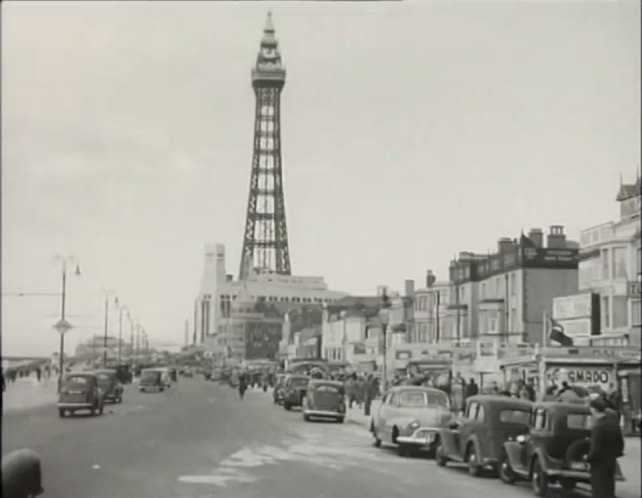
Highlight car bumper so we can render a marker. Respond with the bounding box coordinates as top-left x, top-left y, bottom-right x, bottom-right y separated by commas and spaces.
303, 409, 345, 418
57, 402, 93, 409
545, 468, 626, 482
396, 427, 439, 446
